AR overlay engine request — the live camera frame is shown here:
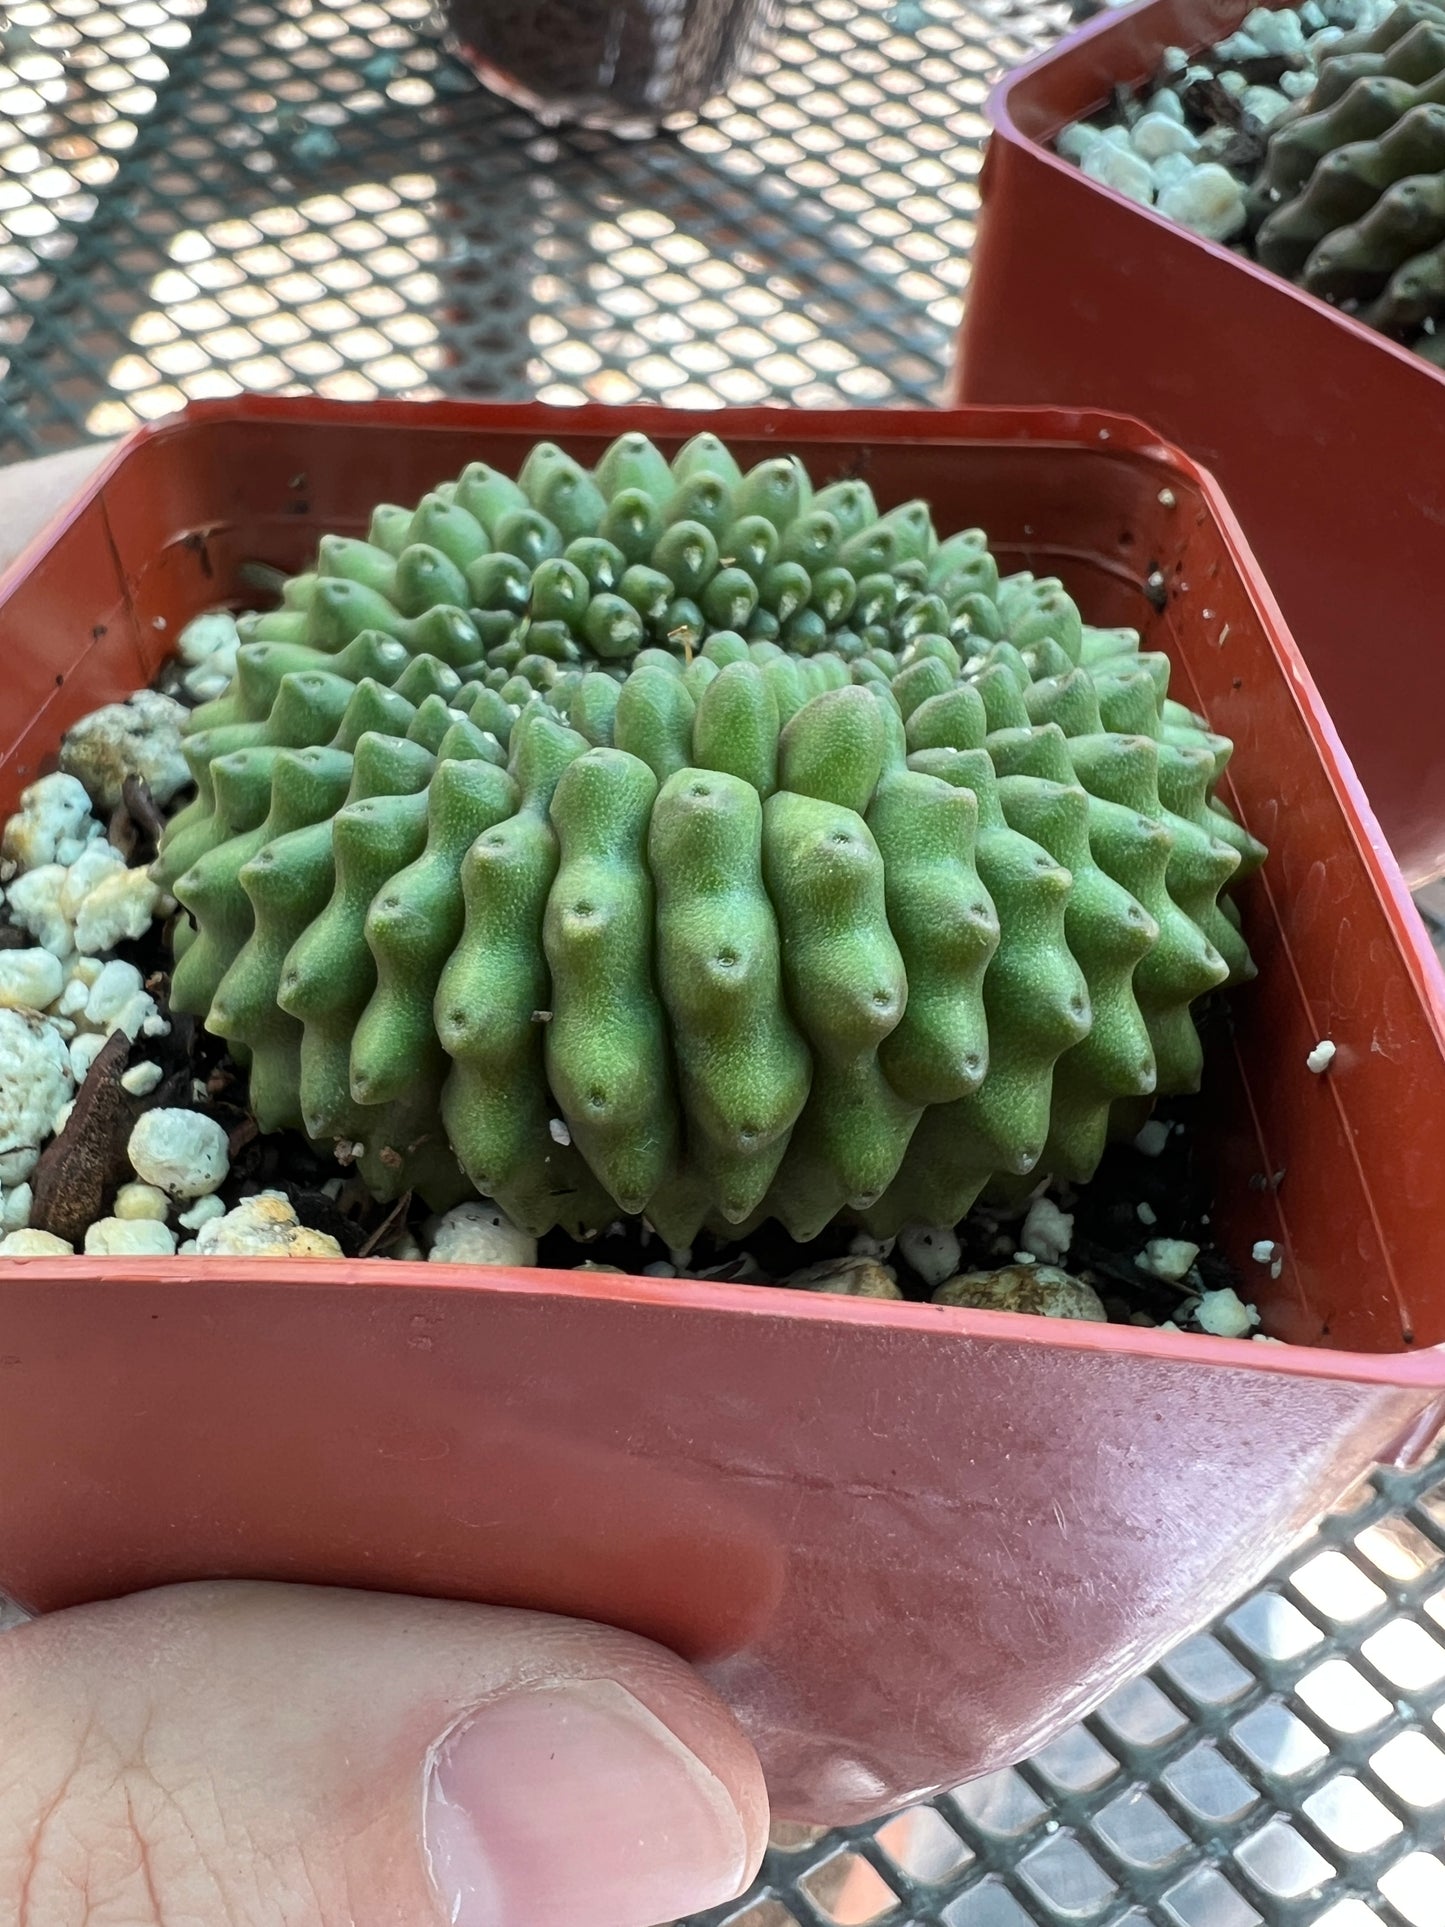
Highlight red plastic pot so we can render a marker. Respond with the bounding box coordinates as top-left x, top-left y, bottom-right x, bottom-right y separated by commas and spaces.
958, 0, 1445, 890
2, 397, 1444, 1823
